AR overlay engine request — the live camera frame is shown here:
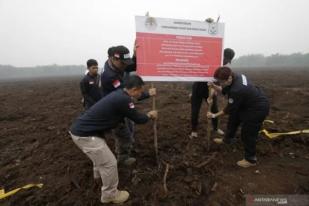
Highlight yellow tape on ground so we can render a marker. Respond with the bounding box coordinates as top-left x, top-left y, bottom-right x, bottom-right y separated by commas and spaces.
261, 129, 309, 139
0, 183, 43, 200
262, 120, 309, 139
263, 120, 274, 124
